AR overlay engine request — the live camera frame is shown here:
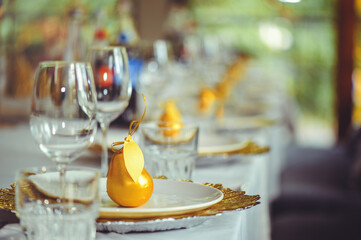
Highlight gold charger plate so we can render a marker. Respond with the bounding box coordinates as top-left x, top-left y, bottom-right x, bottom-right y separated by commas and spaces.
198, 133, 270, 157
0, 178, 260, 233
